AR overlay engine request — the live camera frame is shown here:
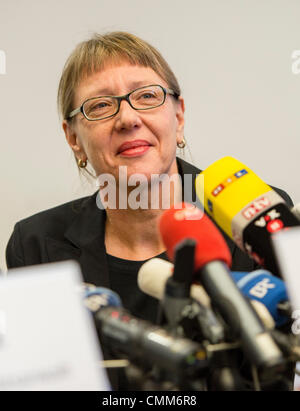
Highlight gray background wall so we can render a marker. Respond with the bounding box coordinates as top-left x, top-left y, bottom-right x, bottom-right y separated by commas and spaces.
1, 0, 300, 270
